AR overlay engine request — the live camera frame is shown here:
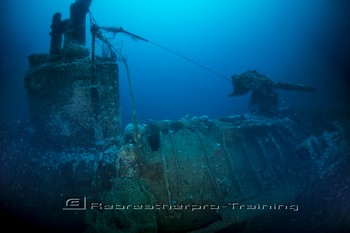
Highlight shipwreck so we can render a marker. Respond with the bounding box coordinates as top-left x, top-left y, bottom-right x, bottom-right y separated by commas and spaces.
1, 1, 349, 233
